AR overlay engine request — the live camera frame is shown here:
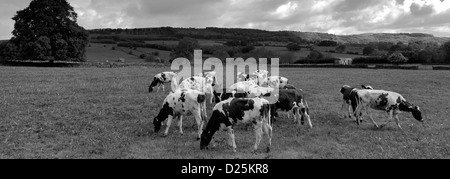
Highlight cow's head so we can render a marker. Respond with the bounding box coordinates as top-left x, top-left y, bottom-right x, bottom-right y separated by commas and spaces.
200, 109, 230, 150
411, 106, 424, 122
153, 102, 173, 132
340, 85, 352, 95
